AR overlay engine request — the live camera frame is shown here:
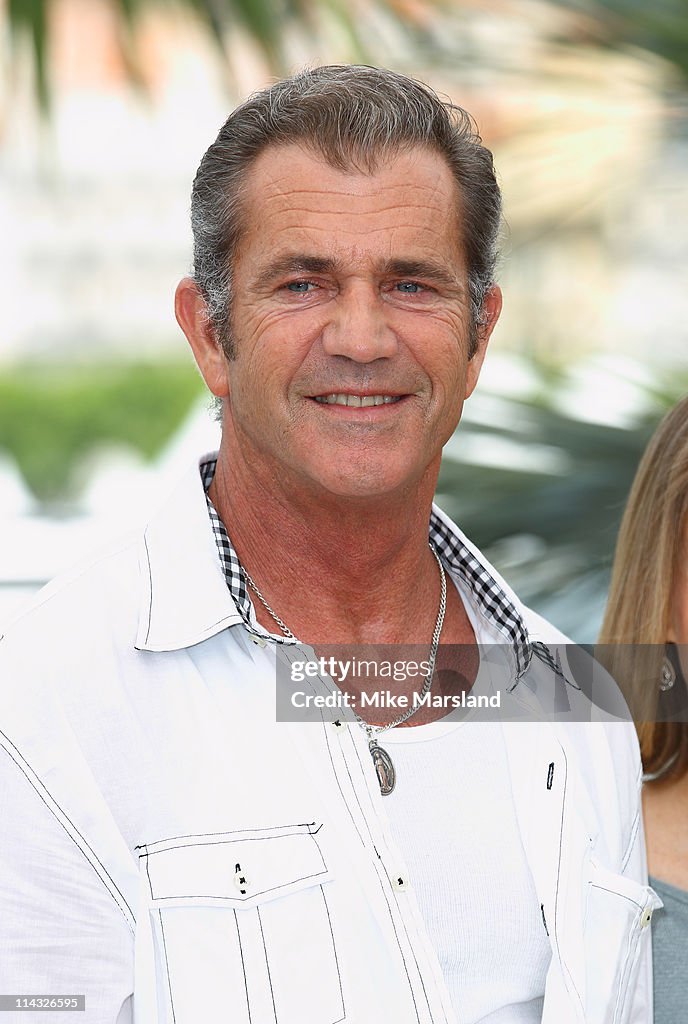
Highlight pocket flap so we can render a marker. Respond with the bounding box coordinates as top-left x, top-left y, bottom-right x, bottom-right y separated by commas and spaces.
139, 822, 331, 909
588, 858, 663, 920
